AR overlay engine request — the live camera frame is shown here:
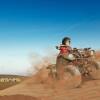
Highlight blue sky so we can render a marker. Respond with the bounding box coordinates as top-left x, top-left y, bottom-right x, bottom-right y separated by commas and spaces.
0, 0, 100, 75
